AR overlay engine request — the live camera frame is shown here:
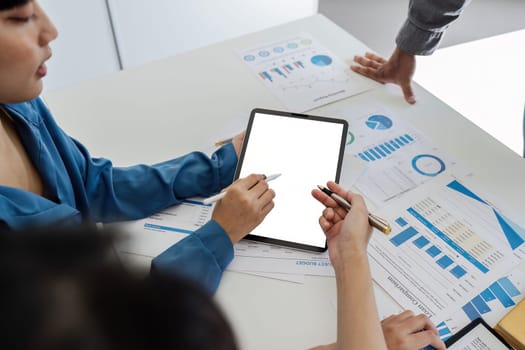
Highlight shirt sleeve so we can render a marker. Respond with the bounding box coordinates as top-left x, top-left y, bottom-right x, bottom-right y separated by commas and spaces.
72, 138, 238, 223
150, 220, 234, 294
396, 0, 471, 55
